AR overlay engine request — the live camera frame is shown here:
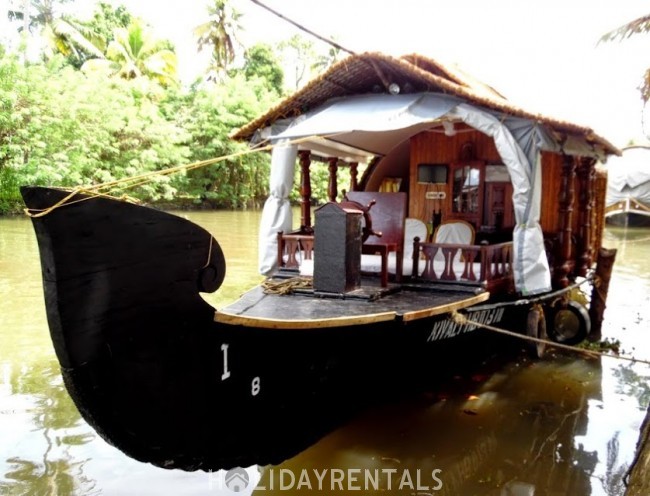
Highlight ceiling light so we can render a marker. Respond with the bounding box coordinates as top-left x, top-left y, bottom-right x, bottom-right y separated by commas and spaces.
442, 120, 456, 136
